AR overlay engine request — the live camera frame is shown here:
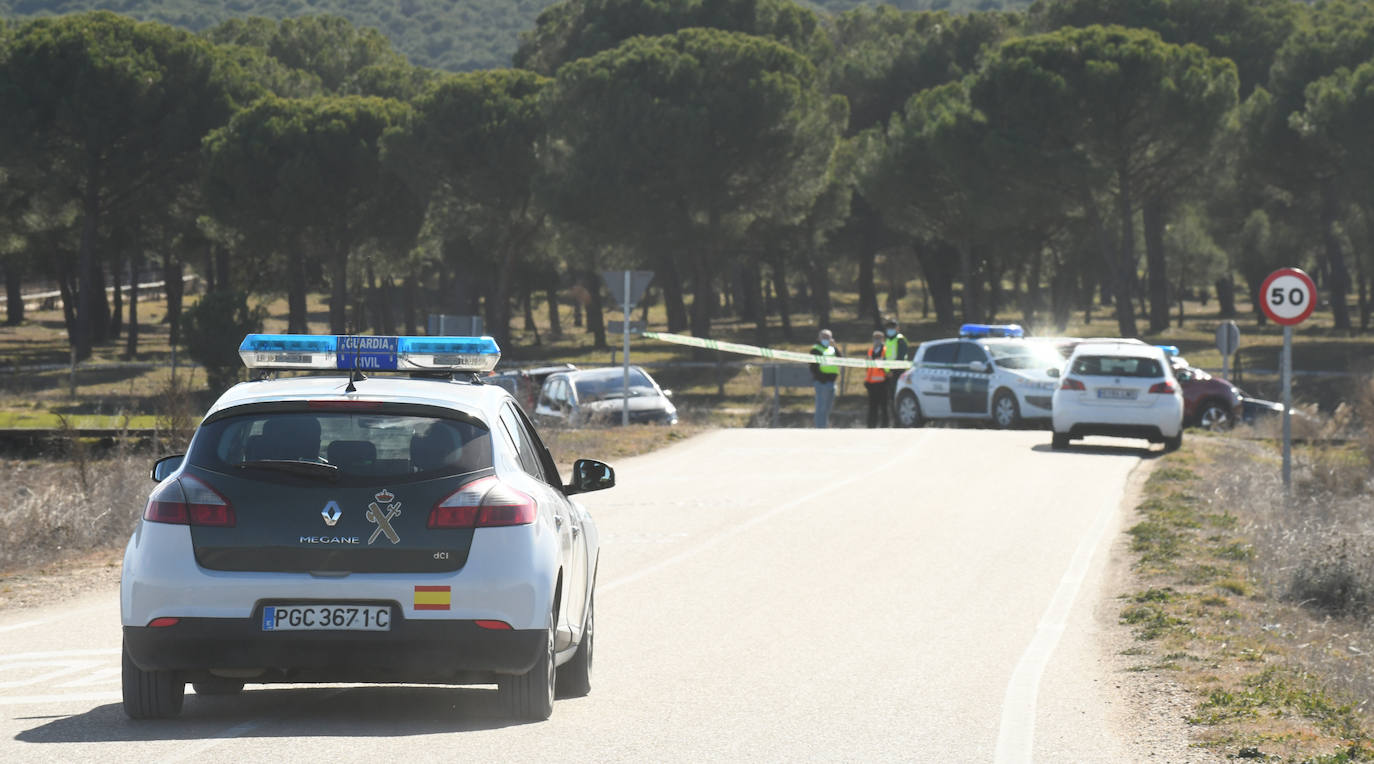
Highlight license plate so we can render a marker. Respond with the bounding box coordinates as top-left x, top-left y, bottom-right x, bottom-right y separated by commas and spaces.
262, 604, 391, 632
1097, 388, 1138, 400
